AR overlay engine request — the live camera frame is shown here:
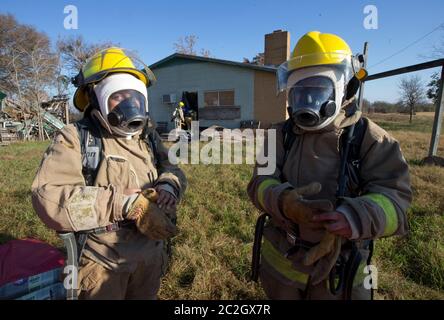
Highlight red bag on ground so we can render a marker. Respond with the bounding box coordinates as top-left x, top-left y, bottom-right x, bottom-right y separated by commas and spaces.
0, 238, 64, 288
